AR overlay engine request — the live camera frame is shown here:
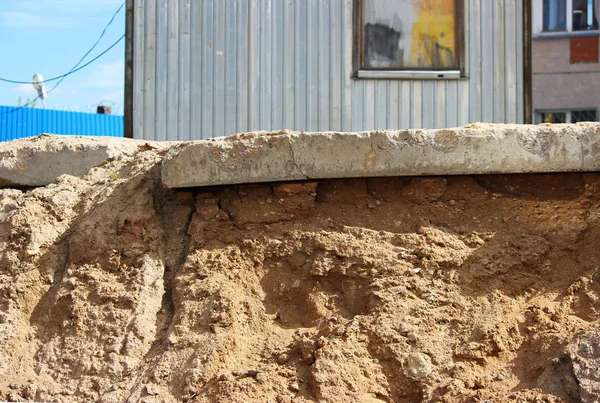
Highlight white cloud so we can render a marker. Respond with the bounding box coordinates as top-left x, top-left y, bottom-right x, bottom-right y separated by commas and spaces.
19, 0, 122, 13
0, 11, 68, 28
3, 0, 123, 29
97, 91, 124, 102
14, 84, 37, 96
82, 60, 124, 89
14, 84, 64, 97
